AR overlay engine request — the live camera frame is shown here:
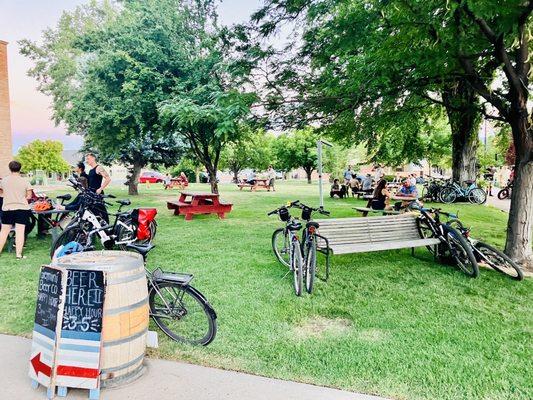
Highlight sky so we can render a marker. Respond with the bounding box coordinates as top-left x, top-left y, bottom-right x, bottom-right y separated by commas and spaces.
0, 0, 263, 151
